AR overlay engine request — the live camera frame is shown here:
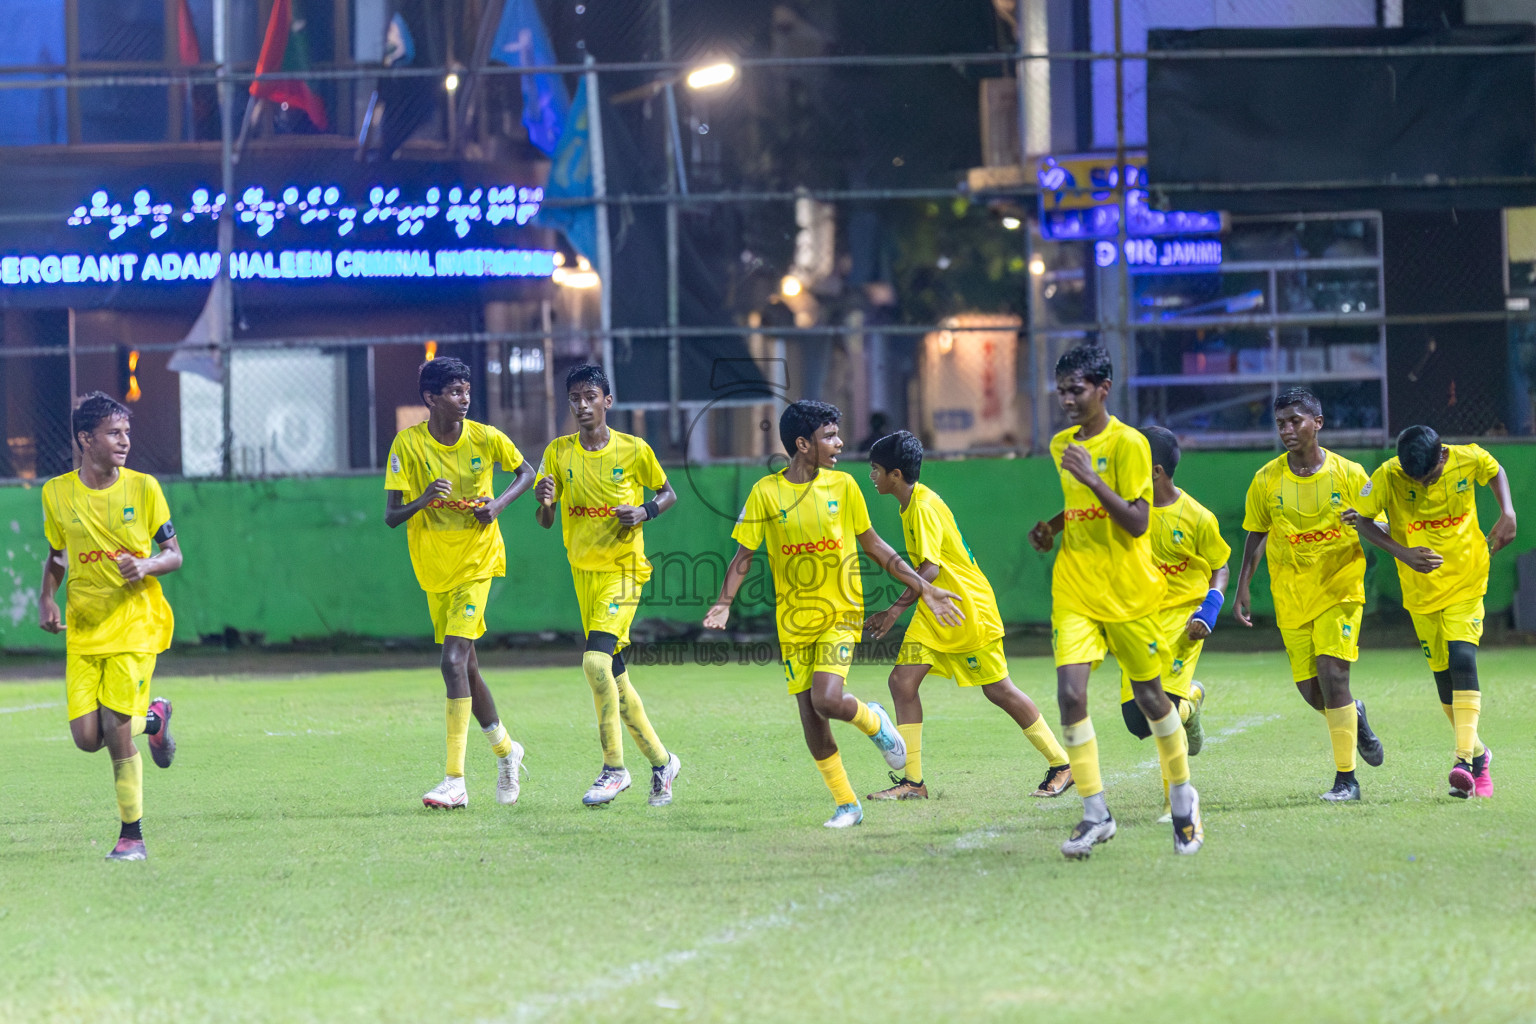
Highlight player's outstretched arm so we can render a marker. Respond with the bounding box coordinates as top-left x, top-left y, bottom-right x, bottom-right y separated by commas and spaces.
1488, 467, 1518, 553
1060, 443, 1149, 536
474, 462, 536, 525
385, 479, 451, 529
1233, 531, 1267, 627
856, 529, 963, 626
703, 544, 756, 630
1029, 511, 1065, 552
616, 480, 677, 526
117, 535, 183, 584
38, 546, 66, 633
1343, 510, 1442, 574
866, 560, 939, 639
